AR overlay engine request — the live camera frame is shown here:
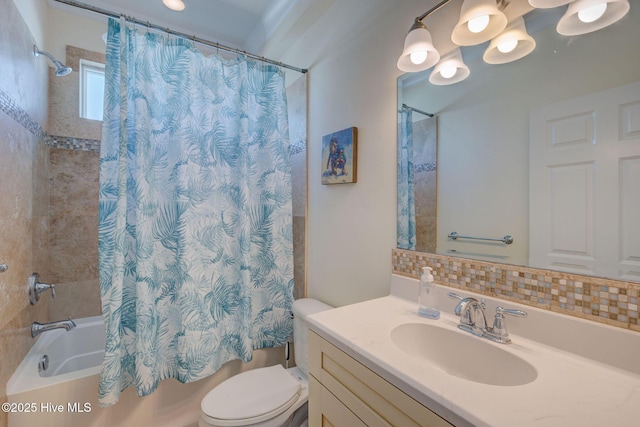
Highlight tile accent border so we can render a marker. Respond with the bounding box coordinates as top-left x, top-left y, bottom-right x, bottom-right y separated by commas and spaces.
48, 135, 100, 151
414, 161, 436, 173
290, 138, 306, 156
0, 87, 47, 141
392, 248, 640, 332
1, 87, 102, 152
